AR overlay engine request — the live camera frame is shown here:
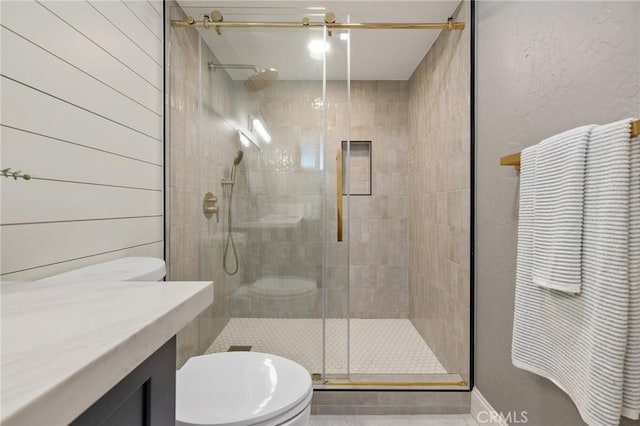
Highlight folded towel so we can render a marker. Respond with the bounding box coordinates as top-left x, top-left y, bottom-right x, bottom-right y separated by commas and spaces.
532, 125, 595, 293
623, 128, 640, 419
513, 118, 634, 426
